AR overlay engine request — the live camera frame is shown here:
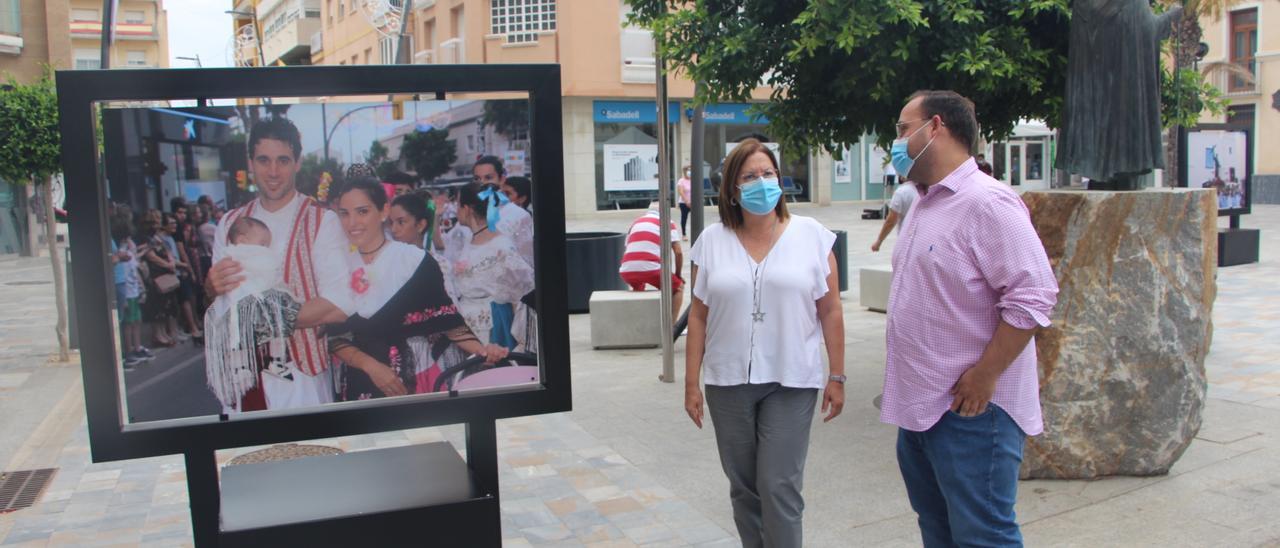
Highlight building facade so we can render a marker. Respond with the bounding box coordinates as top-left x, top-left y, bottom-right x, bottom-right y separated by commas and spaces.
1198, 3, 1279, 203
0, 1, 168, 255
67, 0, 169, 70
257, 0, 321, 65
0, 0, 72, 81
